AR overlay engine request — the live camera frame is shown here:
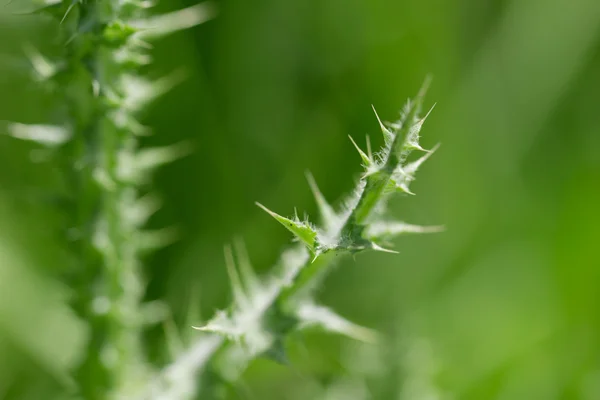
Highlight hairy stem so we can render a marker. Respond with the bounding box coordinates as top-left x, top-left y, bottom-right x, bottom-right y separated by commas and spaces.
155, 83, 440, 399
40, 1, 152, 398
